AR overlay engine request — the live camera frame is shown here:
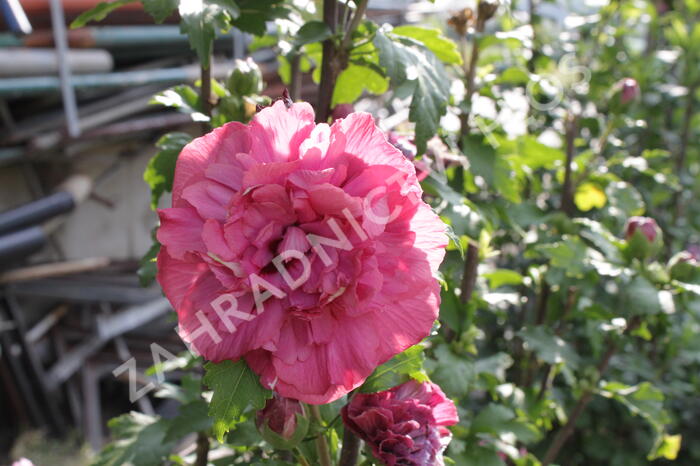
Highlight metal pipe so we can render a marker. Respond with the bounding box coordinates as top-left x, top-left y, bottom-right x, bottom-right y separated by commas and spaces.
0, 226, 46, 265
0, 48, 113, 77
48, 0, 81, 137
0, 0, 32, 35
0, 147, 24, 167
0, 63, 230, 97
0, 26, 235, 48
0, 191, 74, 235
